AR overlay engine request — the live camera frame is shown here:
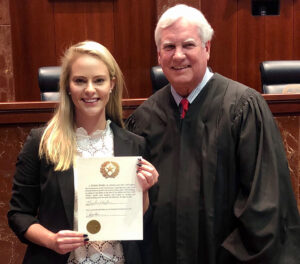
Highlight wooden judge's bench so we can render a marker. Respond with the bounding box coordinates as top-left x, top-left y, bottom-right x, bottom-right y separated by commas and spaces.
0, 95, 299, 263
